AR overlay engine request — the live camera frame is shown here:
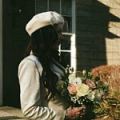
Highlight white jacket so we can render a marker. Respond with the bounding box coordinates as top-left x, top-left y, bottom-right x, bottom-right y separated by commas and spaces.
18, 54, 67, 120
